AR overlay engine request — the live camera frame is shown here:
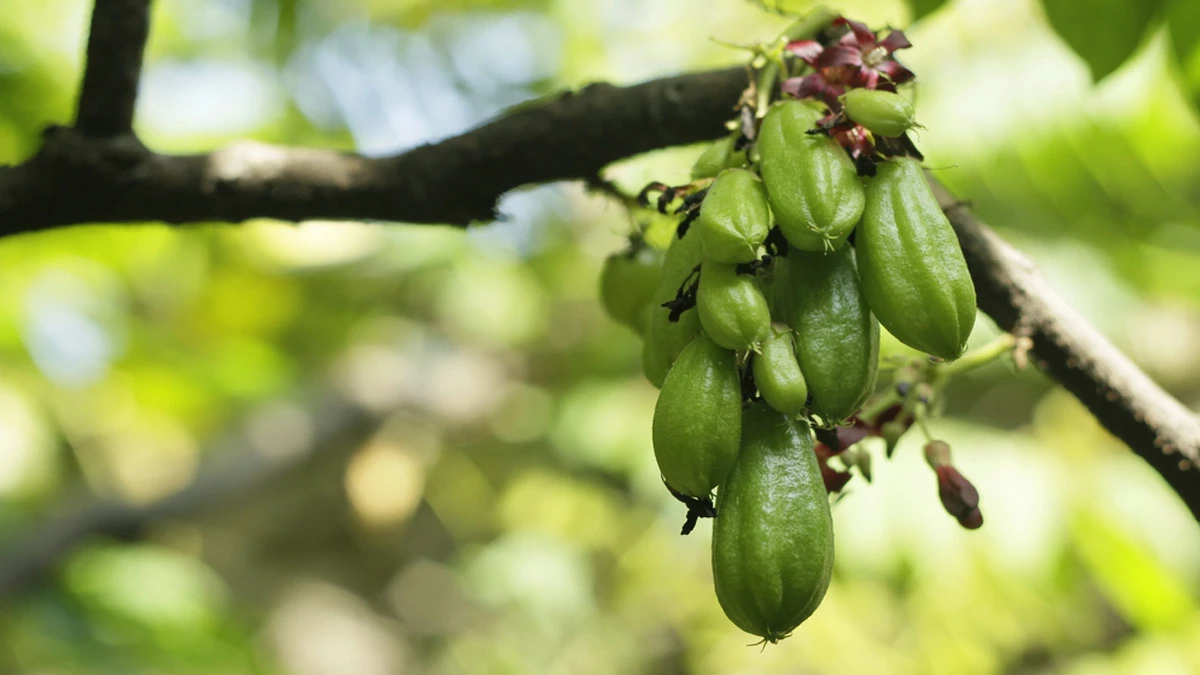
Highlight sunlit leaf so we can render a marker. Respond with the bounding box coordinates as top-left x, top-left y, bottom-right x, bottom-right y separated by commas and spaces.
908, 0, 949, 22
1041, 0, 1159, 81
